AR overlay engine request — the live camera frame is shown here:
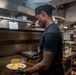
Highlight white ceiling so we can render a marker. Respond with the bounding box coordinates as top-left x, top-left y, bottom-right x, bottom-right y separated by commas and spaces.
25, 0, 76, 9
